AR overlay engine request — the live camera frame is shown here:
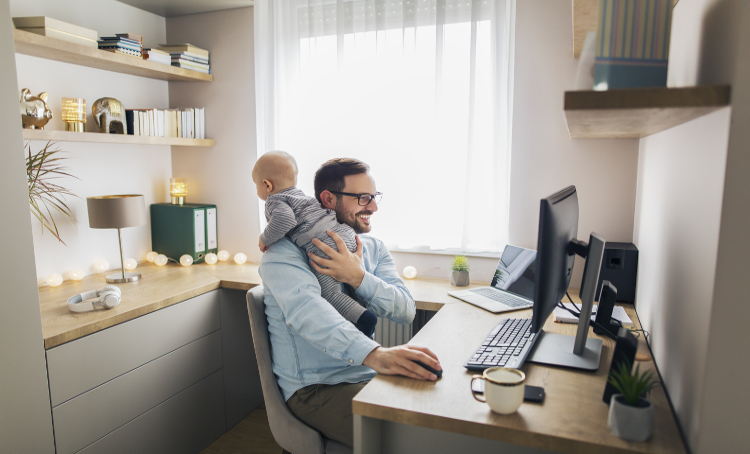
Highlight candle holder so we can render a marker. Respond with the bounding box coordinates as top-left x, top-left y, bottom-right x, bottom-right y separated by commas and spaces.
62, 97, 86, 132
170, 178, 187, 205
